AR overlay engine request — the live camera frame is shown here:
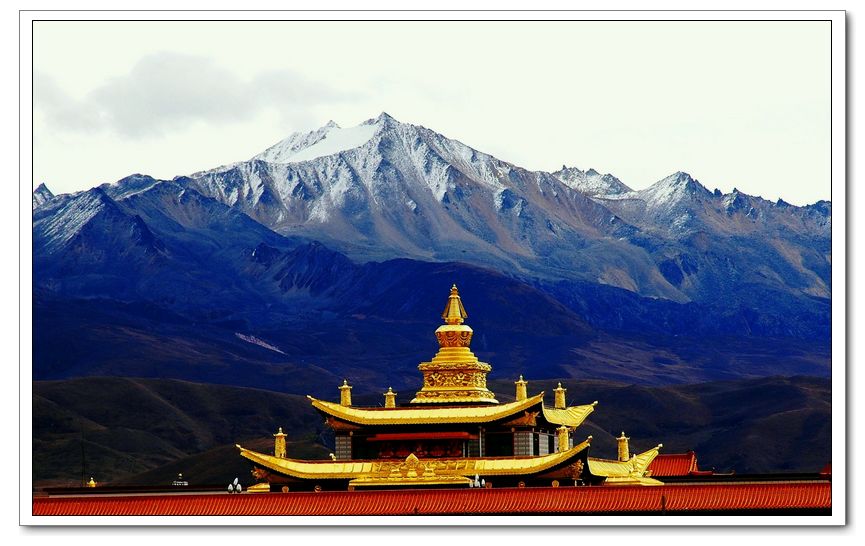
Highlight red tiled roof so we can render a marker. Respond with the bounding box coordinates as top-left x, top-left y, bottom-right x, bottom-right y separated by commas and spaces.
648, 452, 702, 477
32, 482, 830, 516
